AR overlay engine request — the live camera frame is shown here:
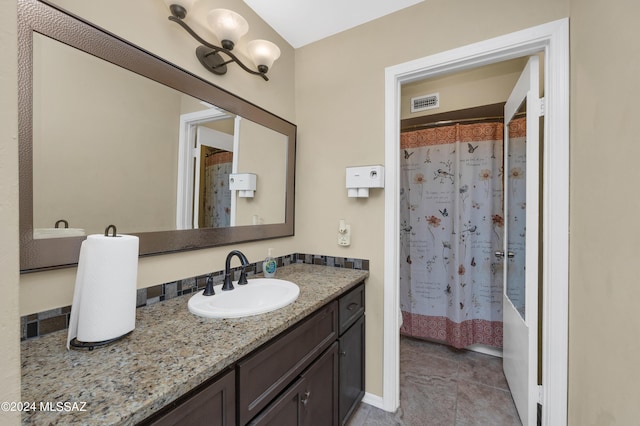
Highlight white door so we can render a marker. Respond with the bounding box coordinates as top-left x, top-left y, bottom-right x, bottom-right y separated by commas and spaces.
501, 55, 541, 426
